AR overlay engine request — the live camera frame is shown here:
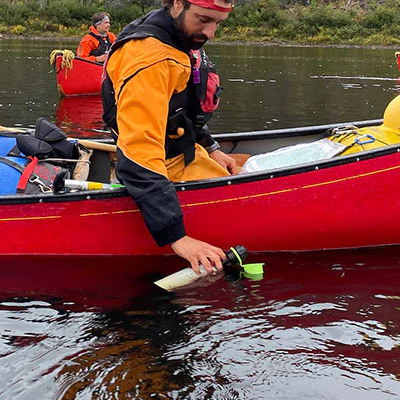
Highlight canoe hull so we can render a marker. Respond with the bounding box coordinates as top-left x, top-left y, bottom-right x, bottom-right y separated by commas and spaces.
55, 54, 103, 96
1, 144, 400, 256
